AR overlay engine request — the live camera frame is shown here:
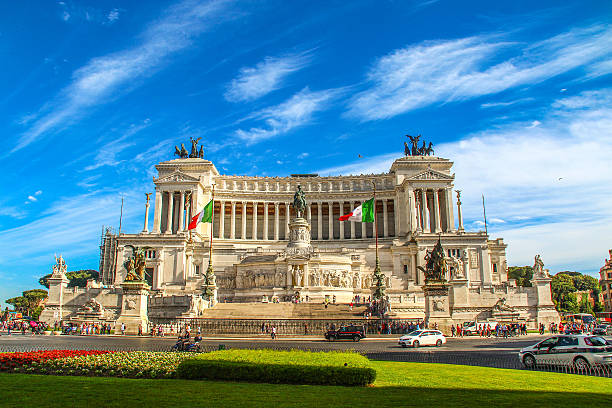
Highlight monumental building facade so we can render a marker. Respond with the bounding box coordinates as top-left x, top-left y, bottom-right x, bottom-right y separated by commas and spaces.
40, 140, 559, 332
